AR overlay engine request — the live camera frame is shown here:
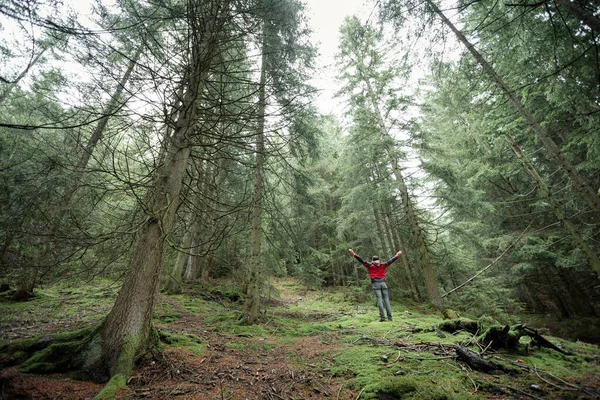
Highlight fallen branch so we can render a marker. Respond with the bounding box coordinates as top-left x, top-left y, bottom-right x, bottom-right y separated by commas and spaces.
442, 221, 532, 298
505, 385, 544, 400
355, 387, 365, 400
455, 345, 504, 373
534, 365, 597, 396
478, 324, 570, 355
533, 365, 577, 392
